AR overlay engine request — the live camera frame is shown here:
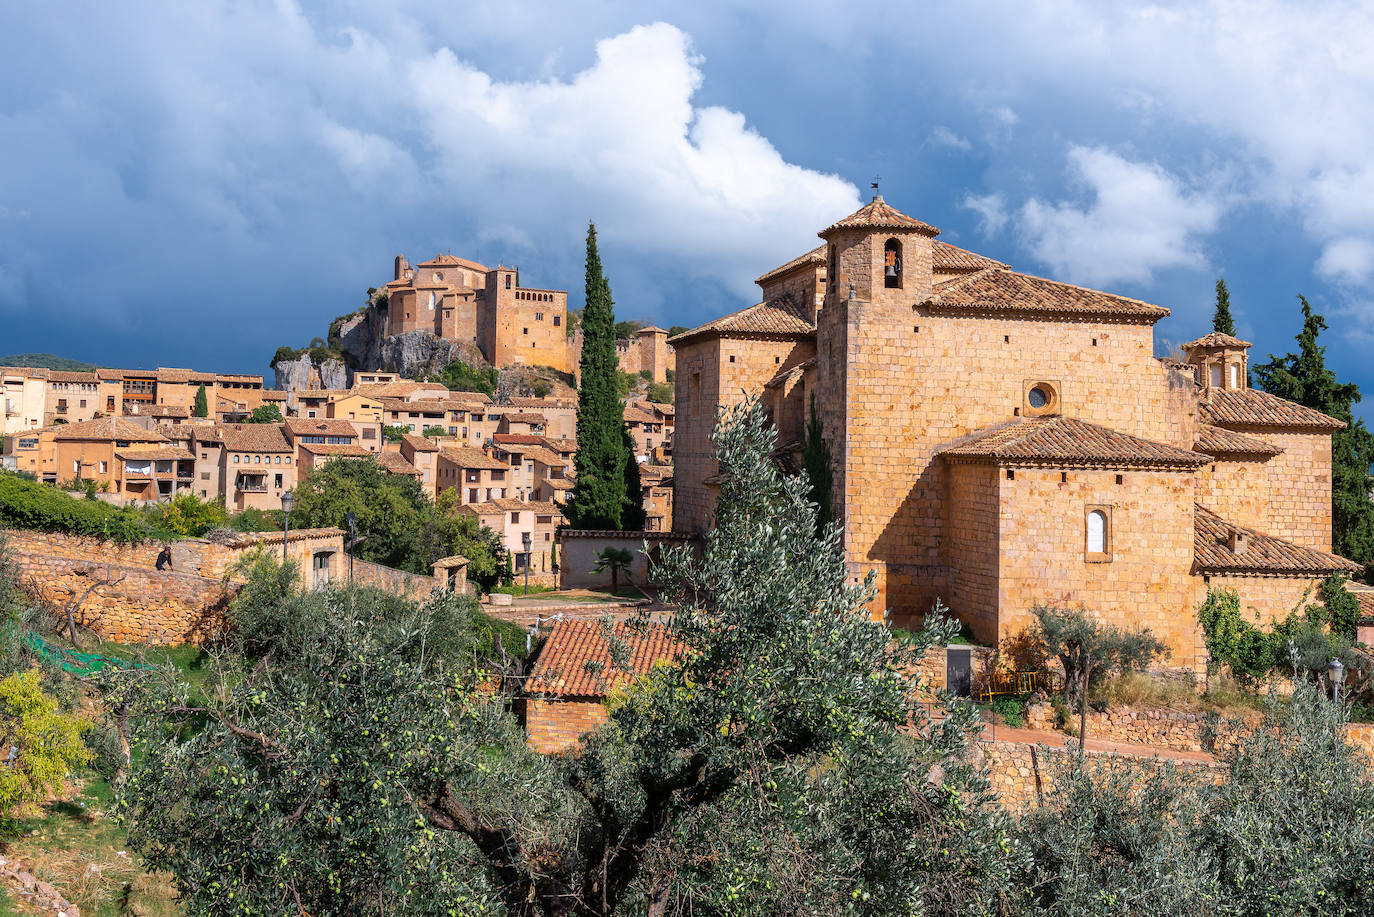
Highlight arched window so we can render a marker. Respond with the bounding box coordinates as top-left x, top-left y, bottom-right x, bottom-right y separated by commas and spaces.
1229, 364, 1239, 388
1210, 365, 1222, 387
884, 238, 903, 289
427, 291, 436, 310
505, 274, 512, 290
1086, 507, 1111, 560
